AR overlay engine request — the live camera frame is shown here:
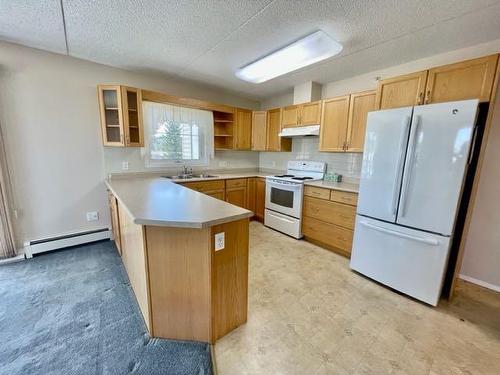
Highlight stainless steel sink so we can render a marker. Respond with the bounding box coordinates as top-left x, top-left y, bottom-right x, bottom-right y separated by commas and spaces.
163, 174, 218, 180
163, 174, 194, 180
191, 174, 218, 178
